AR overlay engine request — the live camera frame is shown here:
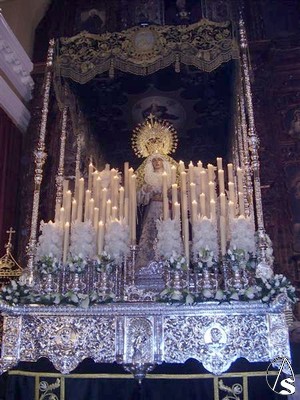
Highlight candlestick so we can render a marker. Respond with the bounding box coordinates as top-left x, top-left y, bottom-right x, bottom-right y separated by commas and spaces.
220, 193, 226, 217
65, 190, 72, 223
210, 199, 216, 220
77, 178, 84, 222
131, 174, 137, 244
207, 164, 215, 182
63, 222, 70, 263
124, 162, 129, 198
216, 157, 222, 171
106, 199, 112, 222
101, 188, 107, 222
220, 216, 226, 256
98, 221, 104, 254
89, 198, 95, 221
191, 200, 198, 224
174, 201, 180, 221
